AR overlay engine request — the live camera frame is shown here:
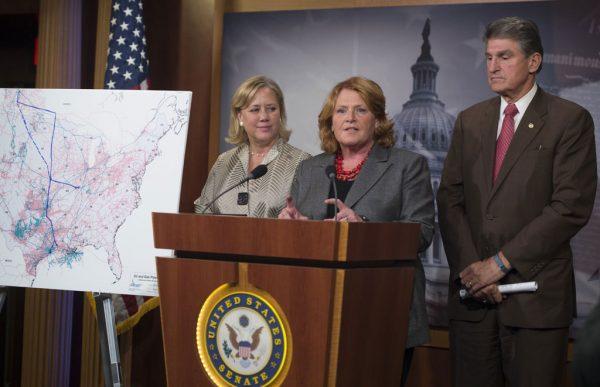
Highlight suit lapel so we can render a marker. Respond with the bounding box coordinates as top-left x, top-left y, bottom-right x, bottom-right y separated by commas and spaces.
489, 88, 547, 200
309, 154, 334, 219
345, 144, 391, 208
482, 98, 501, 197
